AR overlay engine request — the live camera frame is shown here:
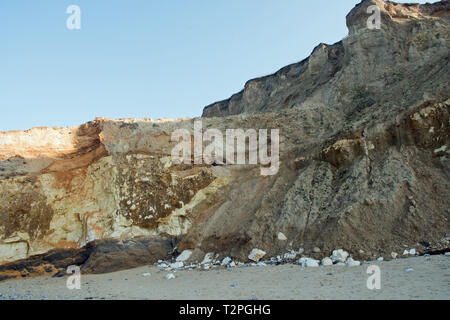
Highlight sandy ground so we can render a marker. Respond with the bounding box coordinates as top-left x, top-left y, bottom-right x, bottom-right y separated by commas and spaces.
0, 255, 449, 300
